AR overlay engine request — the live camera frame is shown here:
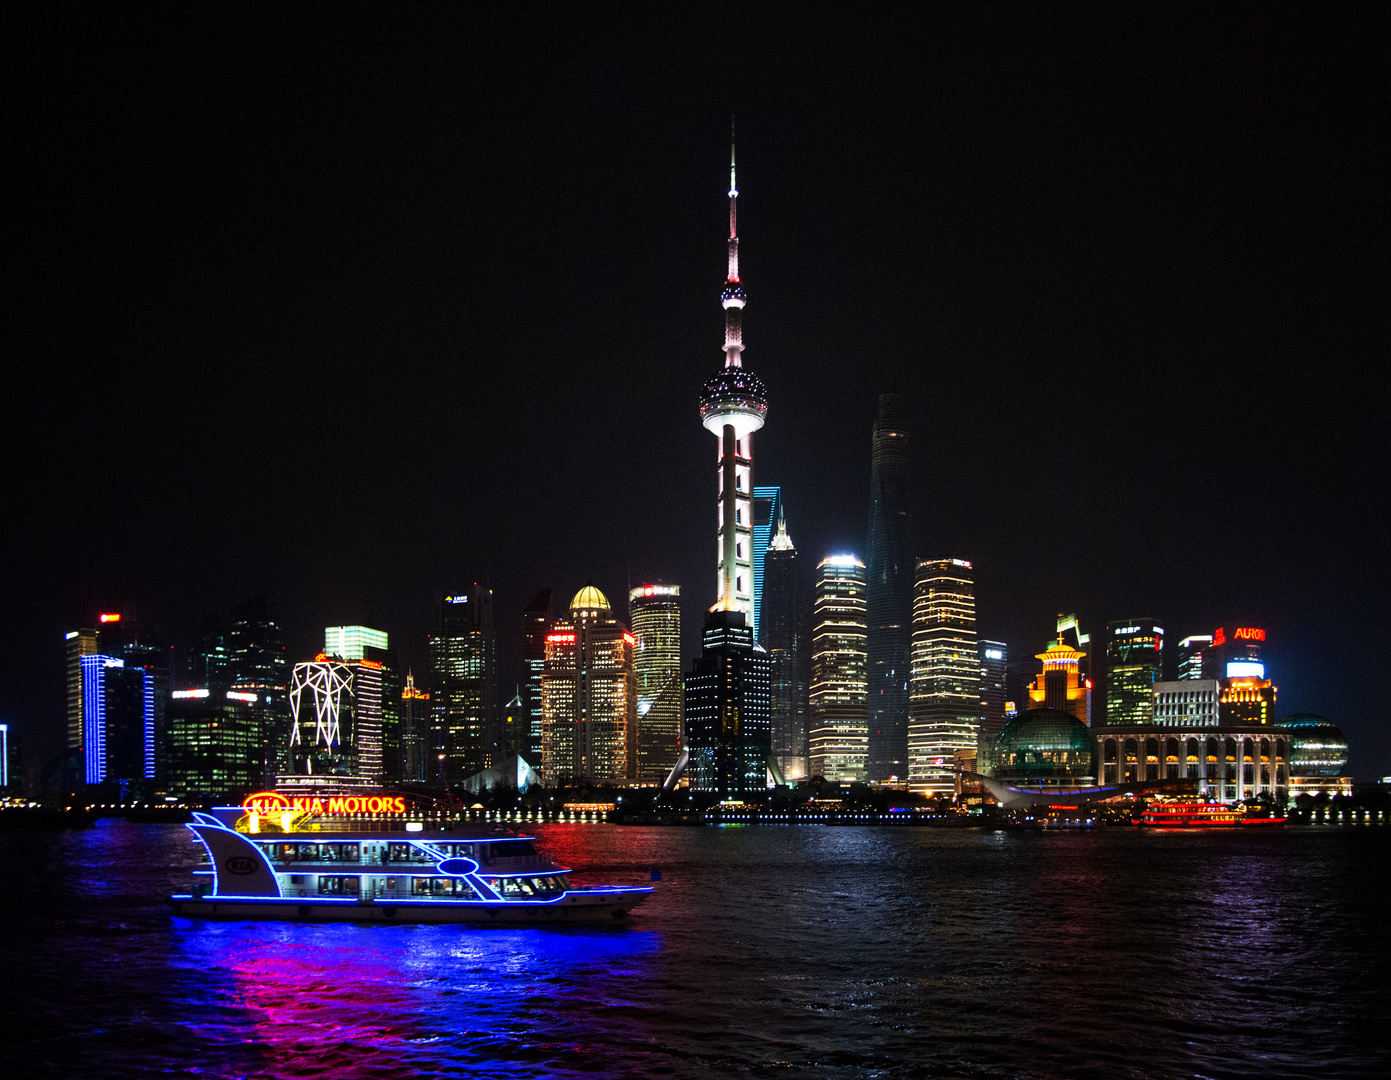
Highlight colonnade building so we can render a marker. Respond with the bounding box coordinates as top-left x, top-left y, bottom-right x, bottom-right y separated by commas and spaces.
1093, 725, 1289, 802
